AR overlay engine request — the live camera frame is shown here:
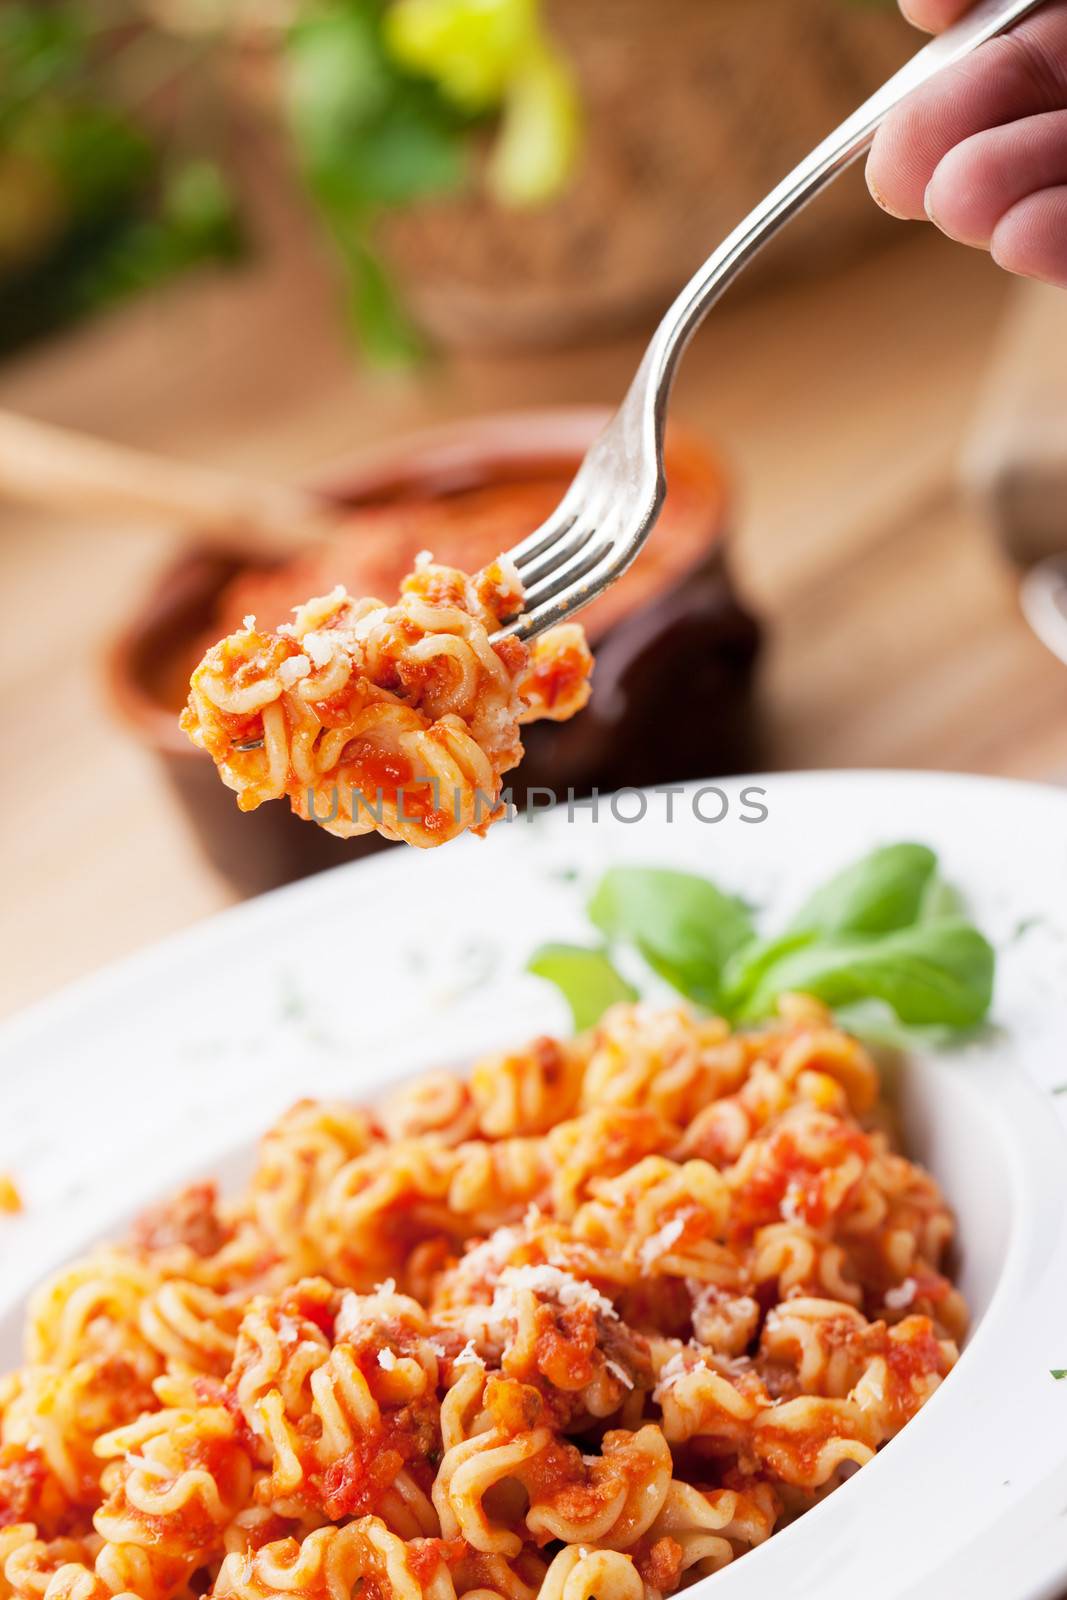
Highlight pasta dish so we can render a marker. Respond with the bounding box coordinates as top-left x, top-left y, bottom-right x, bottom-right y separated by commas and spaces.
0, 996, 965, 1600
180, 556, 593, 848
